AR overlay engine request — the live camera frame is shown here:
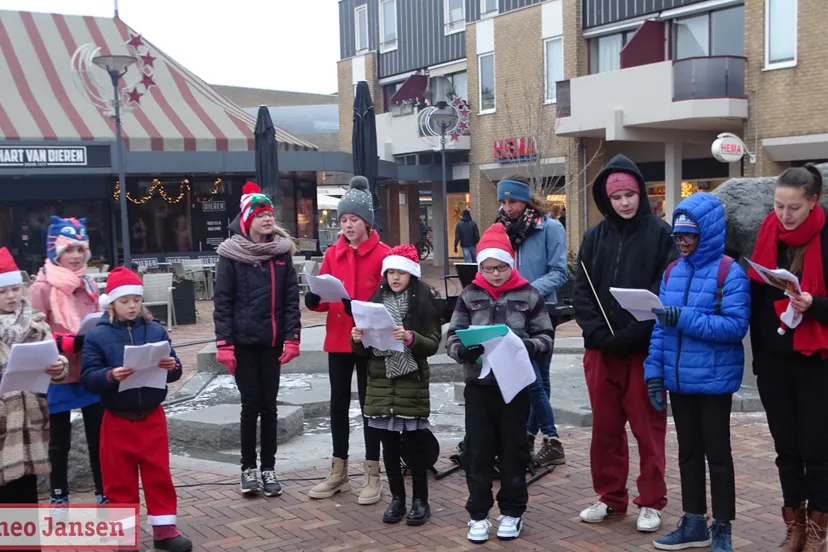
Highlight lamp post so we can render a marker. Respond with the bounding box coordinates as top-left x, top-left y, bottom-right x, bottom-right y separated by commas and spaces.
428, 101, 459, 277
93, 54, 137, 267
